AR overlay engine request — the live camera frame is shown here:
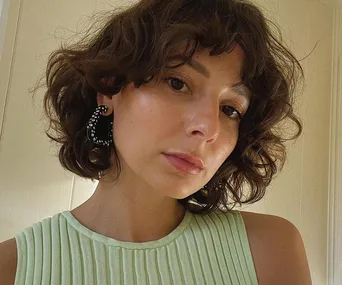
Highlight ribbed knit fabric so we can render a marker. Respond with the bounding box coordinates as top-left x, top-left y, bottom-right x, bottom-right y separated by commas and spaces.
14, 209, 259, 285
